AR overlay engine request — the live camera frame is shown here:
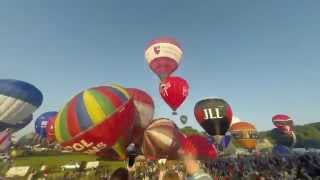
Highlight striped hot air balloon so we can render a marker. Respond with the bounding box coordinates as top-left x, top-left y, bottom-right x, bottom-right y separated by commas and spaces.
54, 84, 136, 160
145, 37, 183, 80
142, 118, 182, 160
0, 79, 43, 132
